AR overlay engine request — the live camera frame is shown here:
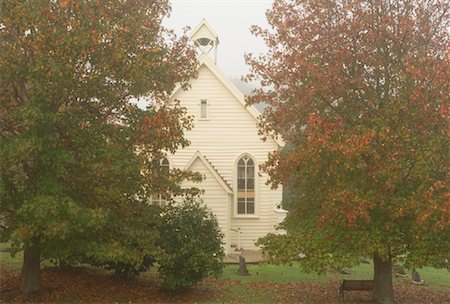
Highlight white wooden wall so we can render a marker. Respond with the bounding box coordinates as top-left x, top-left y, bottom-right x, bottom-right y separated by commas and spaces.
170, 63, 283, 253
181, 157, 232, 253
